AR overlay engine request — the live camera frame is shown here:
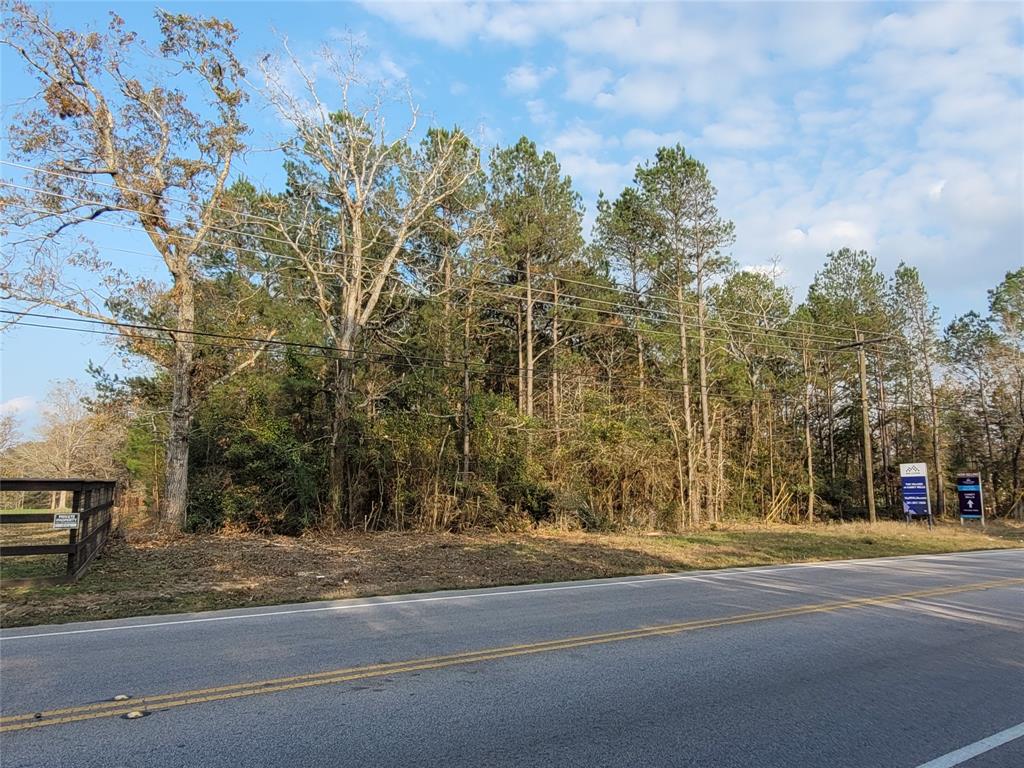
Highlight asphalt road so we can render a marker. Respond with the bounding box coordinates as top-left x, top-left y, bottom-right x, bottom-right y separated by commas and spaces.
2, 549, 1022, 767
